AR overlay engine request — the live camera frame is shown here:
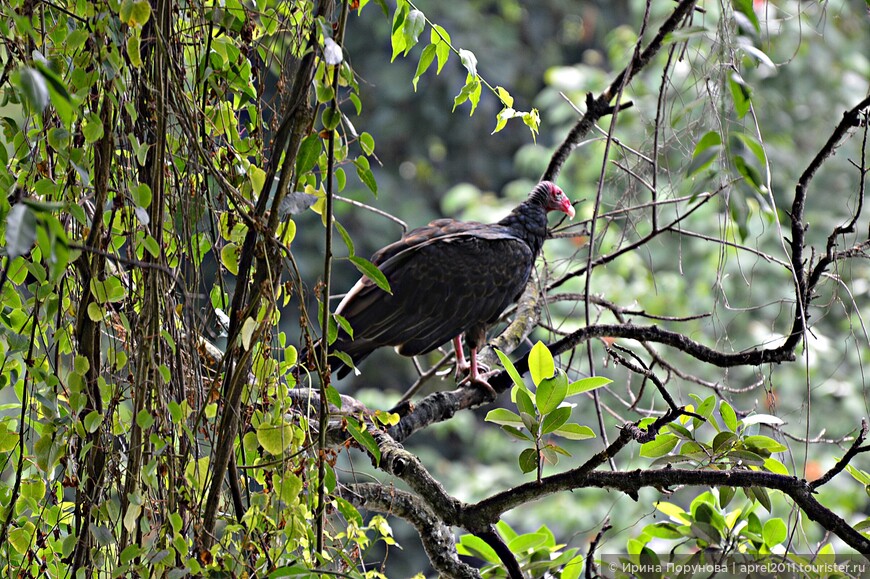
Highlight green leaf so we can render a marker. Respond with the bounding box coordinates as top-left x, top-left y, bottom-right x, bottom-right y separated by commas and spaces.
412, 44, 436, 90
560, 554, 585, 579
763, 457, 789, 475
334, 220, 355, 257
5, 204, 37, 259
536, 370, 567, 415
220, 243, 239, 275
359, 132, 375, 156
550, 423, 595, 440
256, 420, 296, 455
349, 255, 391, 294
296, 134, 321, 175
131, 183, 152, 209
846, 464, 870, 485
354, 156, 378, 195
566, 376, 611, 397
719, 486, 736, 509
8, 524, 34, 554
457, 534, 500, 564
515, 387, 535, 418
507, 532, 548, 553
249, 165, 266, 196
322, 108, 341, 130
82, 112, 105, 143
528, 341, 554, 385
430, 25, 451, 73
402, 10, 425, 55
345, 417, 380, 465
731, 0, 761, 33
120, 0, 152, 26
729, 73, 752, 118
640, 434, 678, 458
485, 408, 523, 427
495, 349, 525, 390
501, 425, 532, 441
720, 400, 738, 432
687, 131, 722, 176
518, 448, 538, 474
84, 410, 102, 433
541, 406, 571, 435
743, 435, 787, 453
127, 32, 142, 68
17, 67, 49, 112
762, 518, 787, 546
